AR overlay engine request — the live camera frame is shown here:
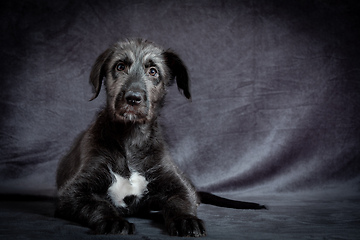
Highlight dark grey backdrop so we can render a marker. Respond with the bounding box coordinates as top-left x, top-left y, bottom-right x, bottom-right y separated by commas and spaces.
1, 0, 360, 239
